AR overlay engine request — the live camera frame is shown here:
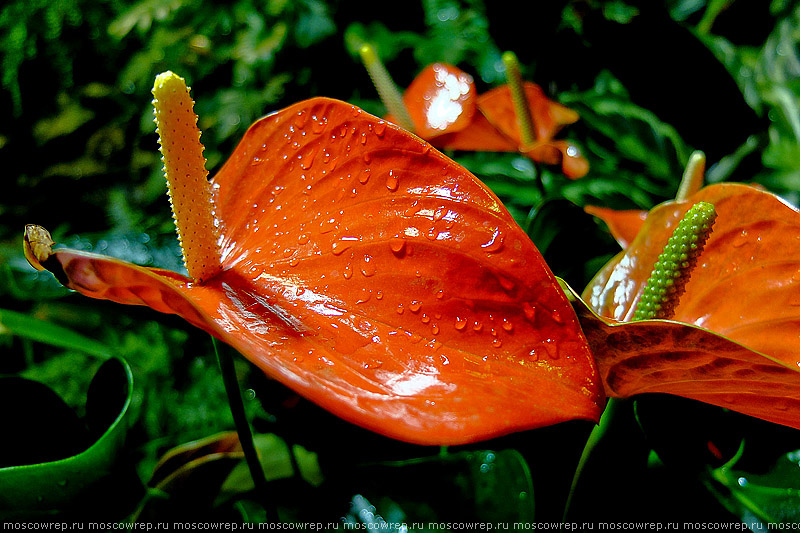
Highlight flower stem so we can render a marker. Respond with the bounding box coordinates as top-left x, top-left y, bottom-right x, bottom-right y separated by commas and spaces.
212, 338, 271, 516
359, 43, 415, 132
676, 150, 706, 202
152, 71, 221, 283
563, 397, 625, 522
502, 51, 536, 147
